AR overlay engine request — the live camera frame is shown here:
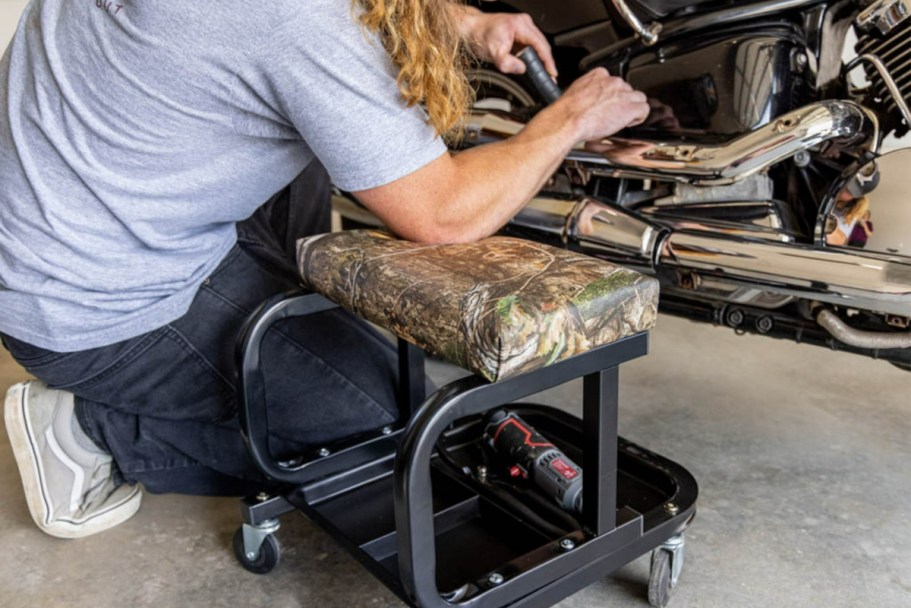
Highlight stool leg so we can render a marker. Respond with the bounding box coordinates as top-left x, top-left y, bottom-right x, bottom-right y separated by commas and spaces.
397, 339, 426, 419
582, 367, 619, 536
394, 336, 648, 607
